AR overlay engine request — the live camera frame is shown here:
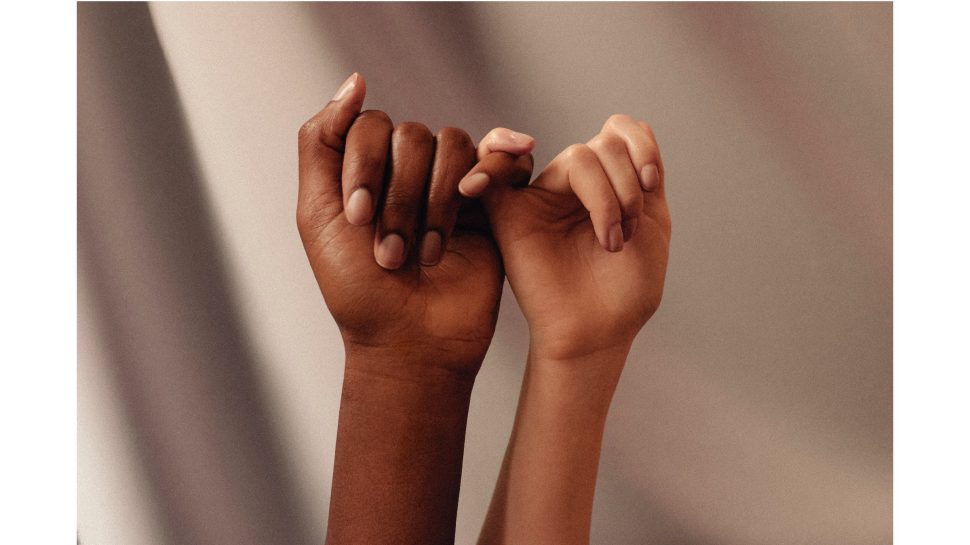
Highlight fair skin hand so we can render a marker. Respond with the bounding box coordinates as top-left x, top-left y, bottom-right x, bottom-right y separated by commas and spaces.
297, 72, 534, 545
467, 115, 672, 545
